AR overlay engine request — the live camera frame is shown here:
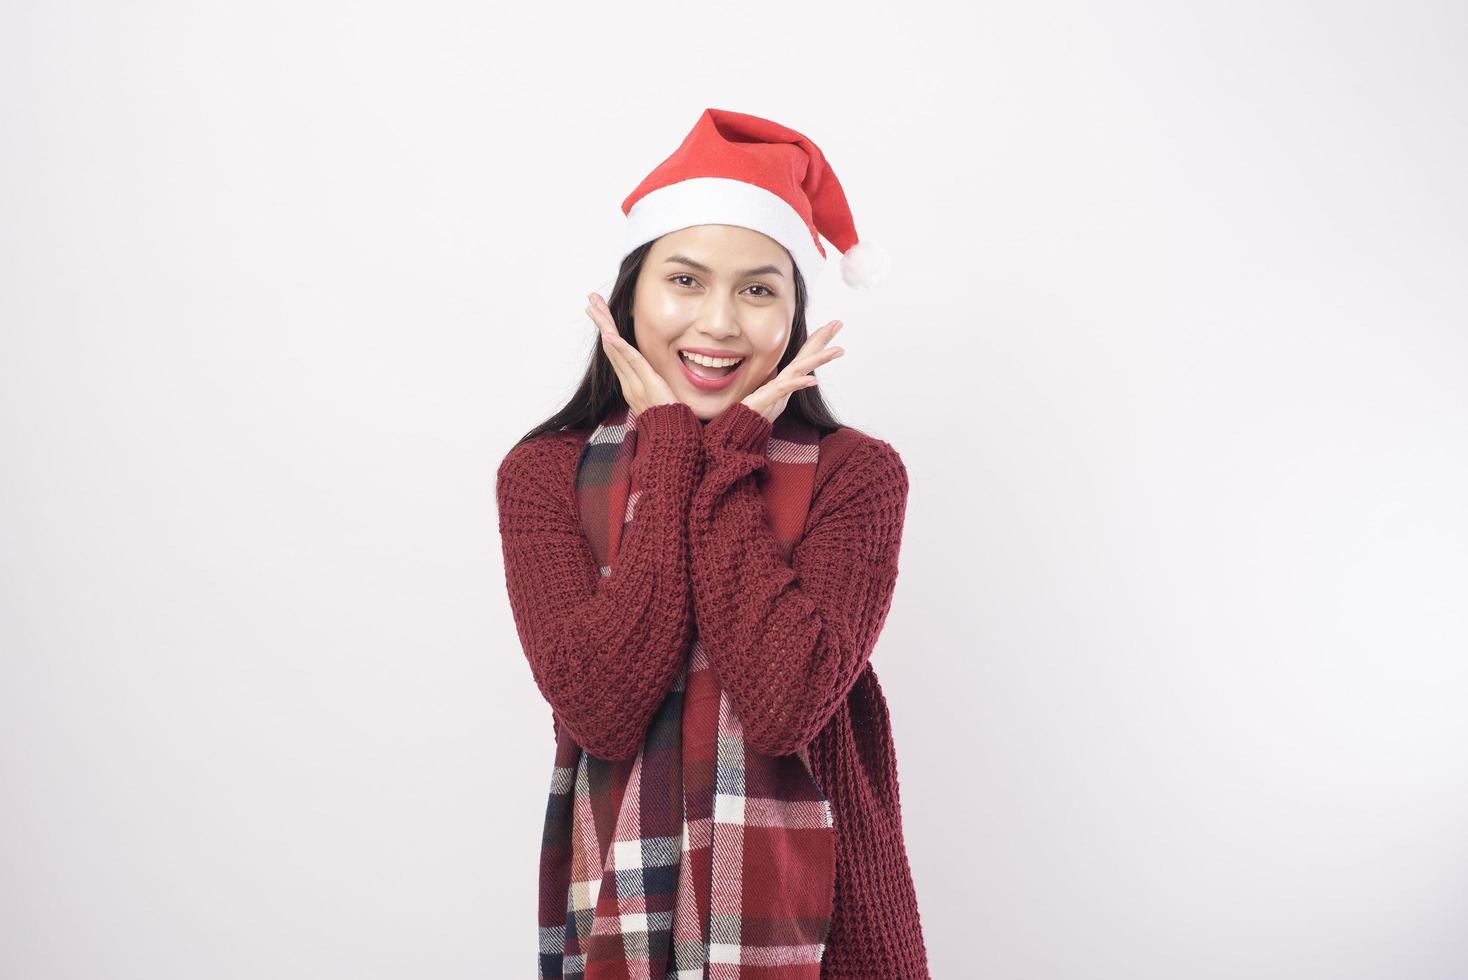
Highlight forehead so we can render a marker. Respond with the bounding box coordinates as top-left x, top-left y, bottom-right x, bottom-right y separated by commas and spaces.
650, 224, 791, 273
